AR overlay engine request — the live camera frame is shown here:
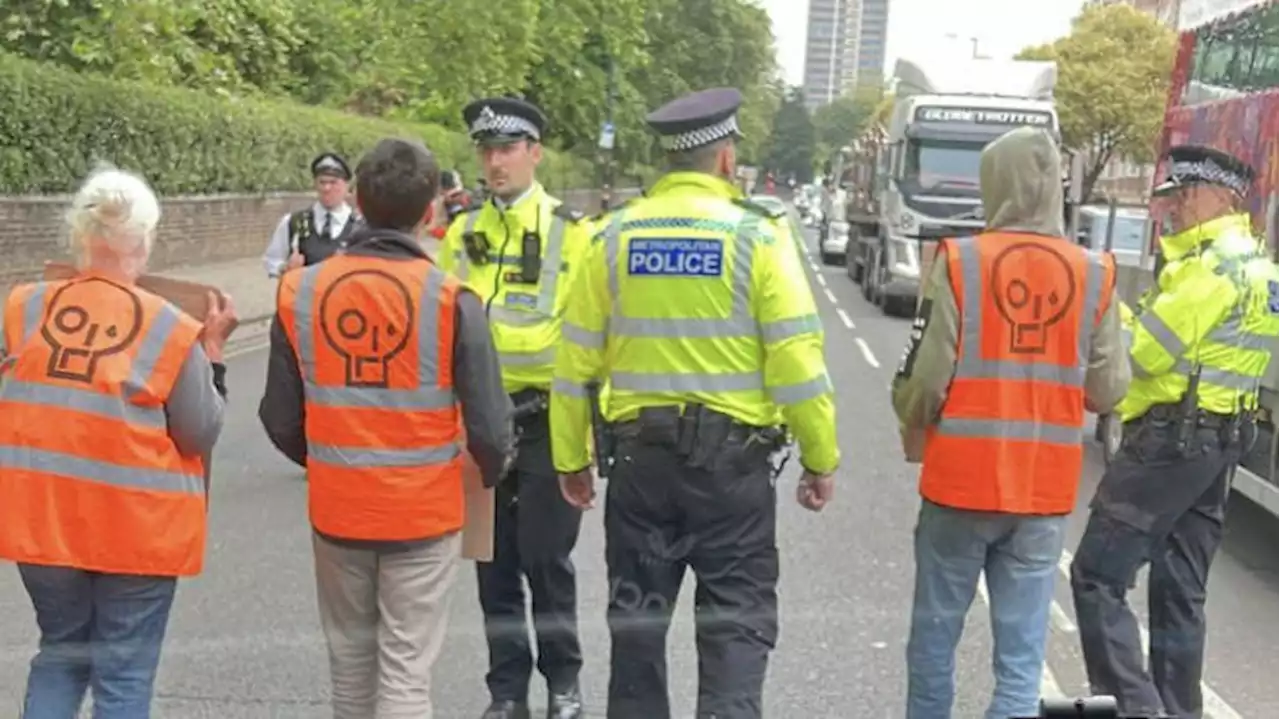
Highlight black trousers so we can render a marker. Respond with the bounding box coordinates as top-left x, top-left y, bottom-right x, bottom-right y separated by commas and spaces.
476, 414, 584, 701
604, 432, 780, 719
1070, 418, 1240, 718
